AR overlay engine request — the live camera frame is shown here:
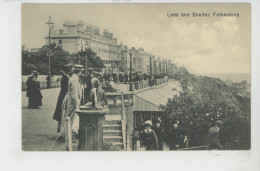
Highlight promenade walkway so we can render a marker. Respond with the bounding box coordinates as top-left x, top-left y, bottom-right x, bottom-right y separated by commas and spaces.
22, 84, 176, 151
22, 87, 67, 151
